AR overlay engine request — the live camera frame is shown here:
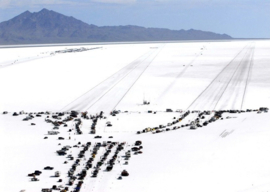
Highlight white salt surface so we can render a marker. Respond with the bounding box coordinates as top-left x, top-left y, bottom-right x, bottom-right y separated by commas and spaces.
0, 40, 270, 192
1, 41, 270, 112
